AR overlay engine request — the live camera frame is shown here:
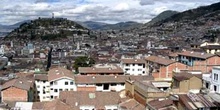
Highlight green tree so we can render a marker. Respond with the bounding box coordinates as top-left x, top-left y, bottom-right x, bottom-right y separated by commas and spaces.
73, 56, 95, 74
